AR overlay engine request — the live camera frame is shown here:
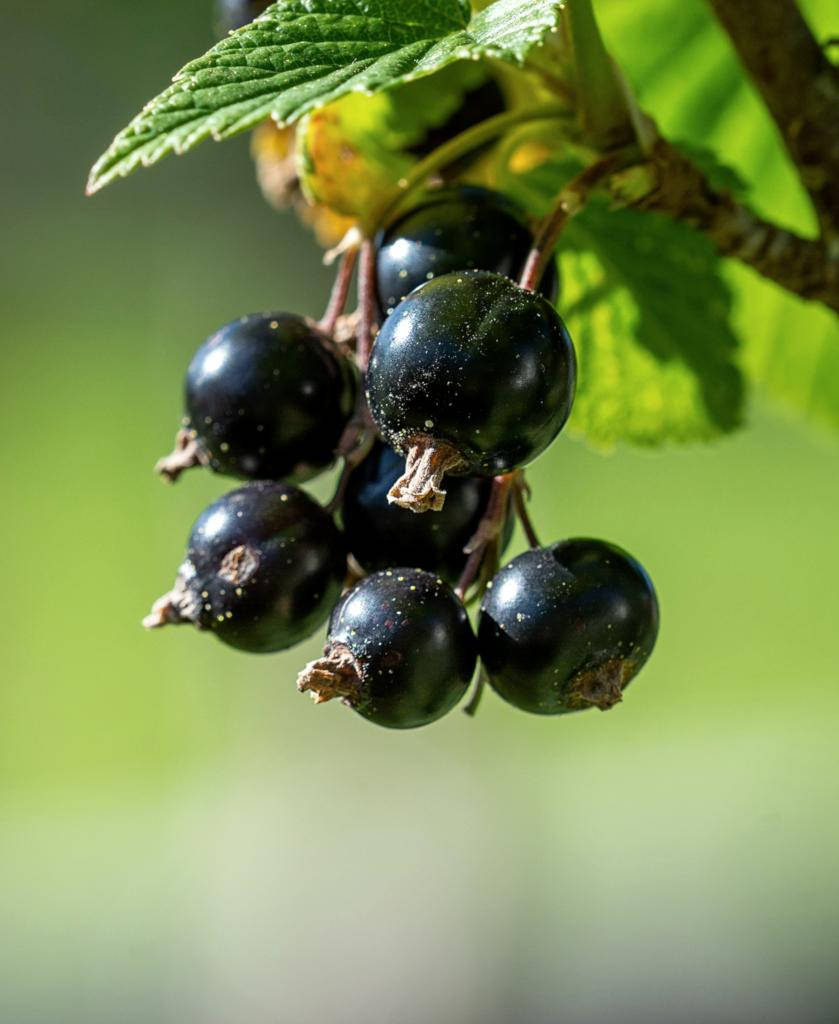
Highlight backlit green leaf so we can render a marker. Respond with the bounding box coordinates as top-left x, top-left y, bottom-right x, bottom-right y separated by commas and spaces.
88, 0, 563, 194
